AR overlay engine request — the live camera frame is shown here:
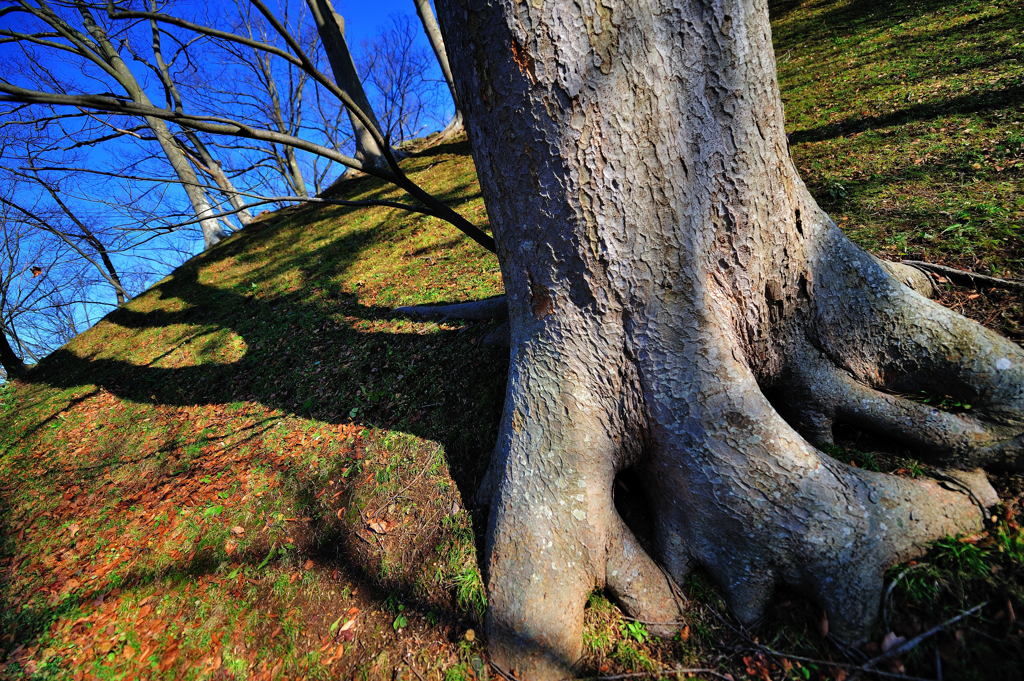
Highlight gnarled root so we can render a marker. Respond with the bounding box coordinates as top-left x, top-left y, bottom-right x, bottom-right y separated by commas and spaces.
483, 324, 998, 680
875, 258, 938, 297
480, 229, 1020, 680
799, 228, 1024, 469
637, 332, 997, 646
482, 321, 683, 680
